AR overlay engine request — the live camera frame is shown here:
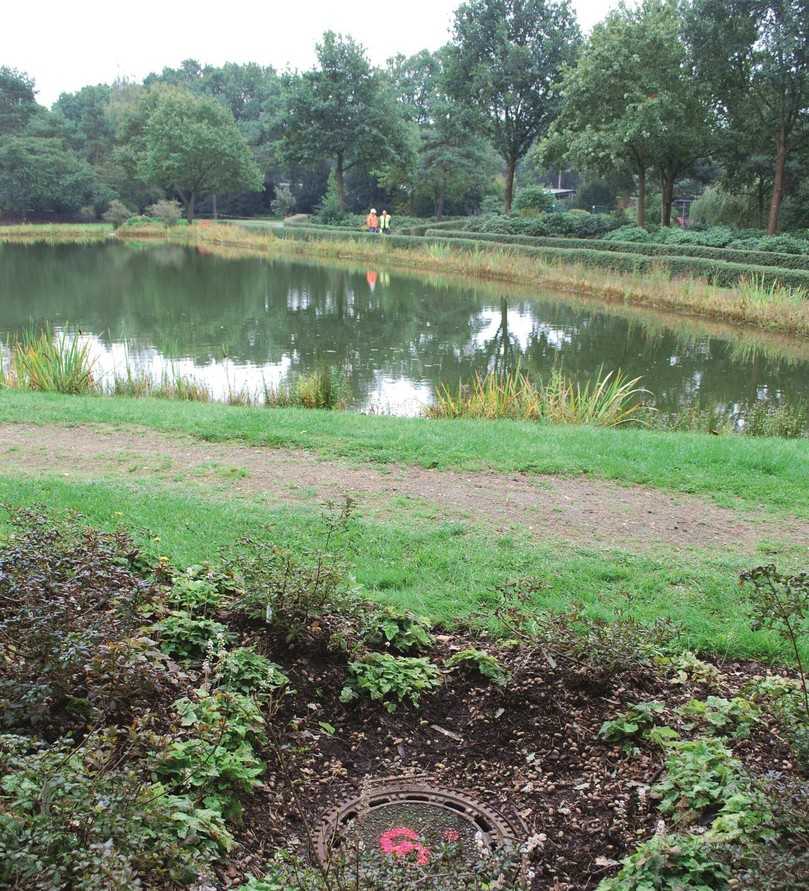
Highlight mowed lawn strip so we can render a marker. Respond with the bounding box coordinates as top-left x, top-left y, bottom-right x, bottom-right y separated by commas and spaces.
1, 391, 808, 516
0, 472, 802, 663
